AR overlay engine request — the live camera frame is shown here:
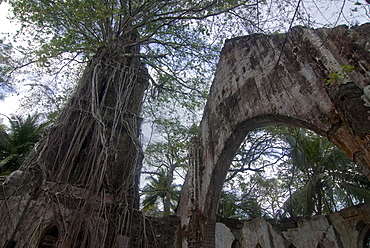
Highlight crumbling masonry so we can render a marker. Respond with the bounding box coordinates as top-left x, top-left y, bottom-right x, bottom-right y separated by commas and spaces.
177, 23, 370, 247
